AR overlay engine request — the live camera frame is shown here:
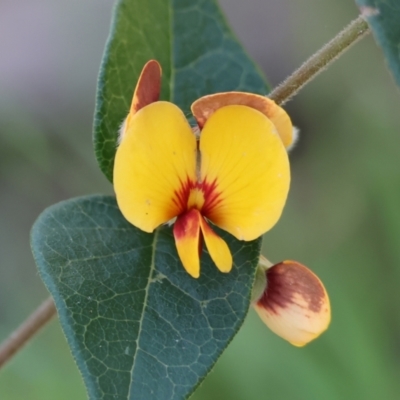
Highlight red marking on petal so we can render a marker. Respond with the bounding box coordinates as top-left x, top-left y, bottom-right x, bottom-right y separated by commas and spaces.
173, 209, 201, 240
172, 177, 194, 213
257, 261, 327, 314
201, 178, 222, 217
173, 208, 203, 261
171, 176, 222, 217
